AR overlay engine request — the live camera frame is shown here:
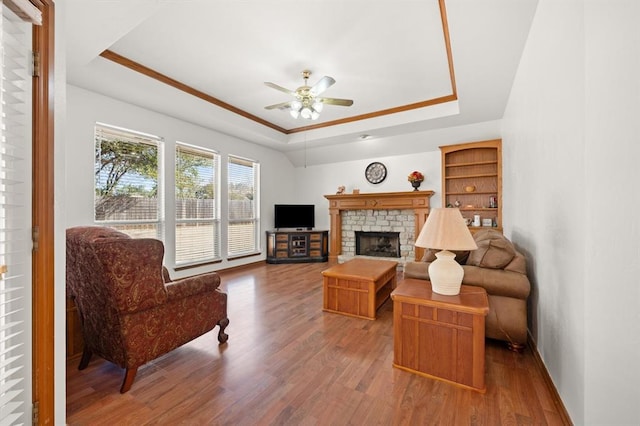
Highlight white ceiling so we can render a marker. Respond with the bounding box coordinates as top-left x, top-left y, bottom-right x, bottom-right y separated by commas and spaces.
65, 0, 538, 153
